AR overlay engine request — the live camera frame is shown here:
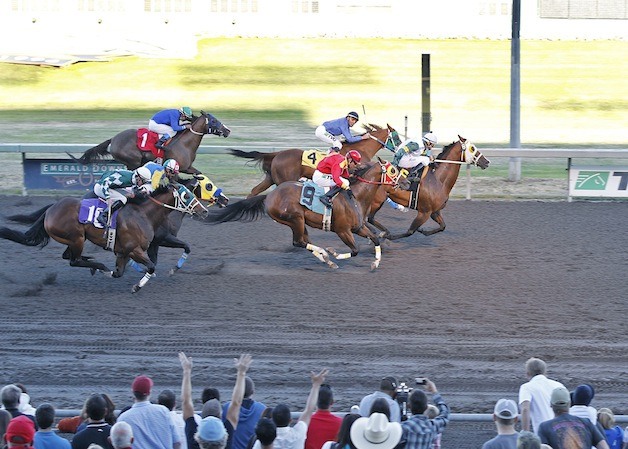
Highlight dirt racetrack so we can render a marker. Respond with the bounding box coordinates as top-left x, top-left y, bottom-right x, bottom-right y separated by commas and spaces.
0, 195, 626, 439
